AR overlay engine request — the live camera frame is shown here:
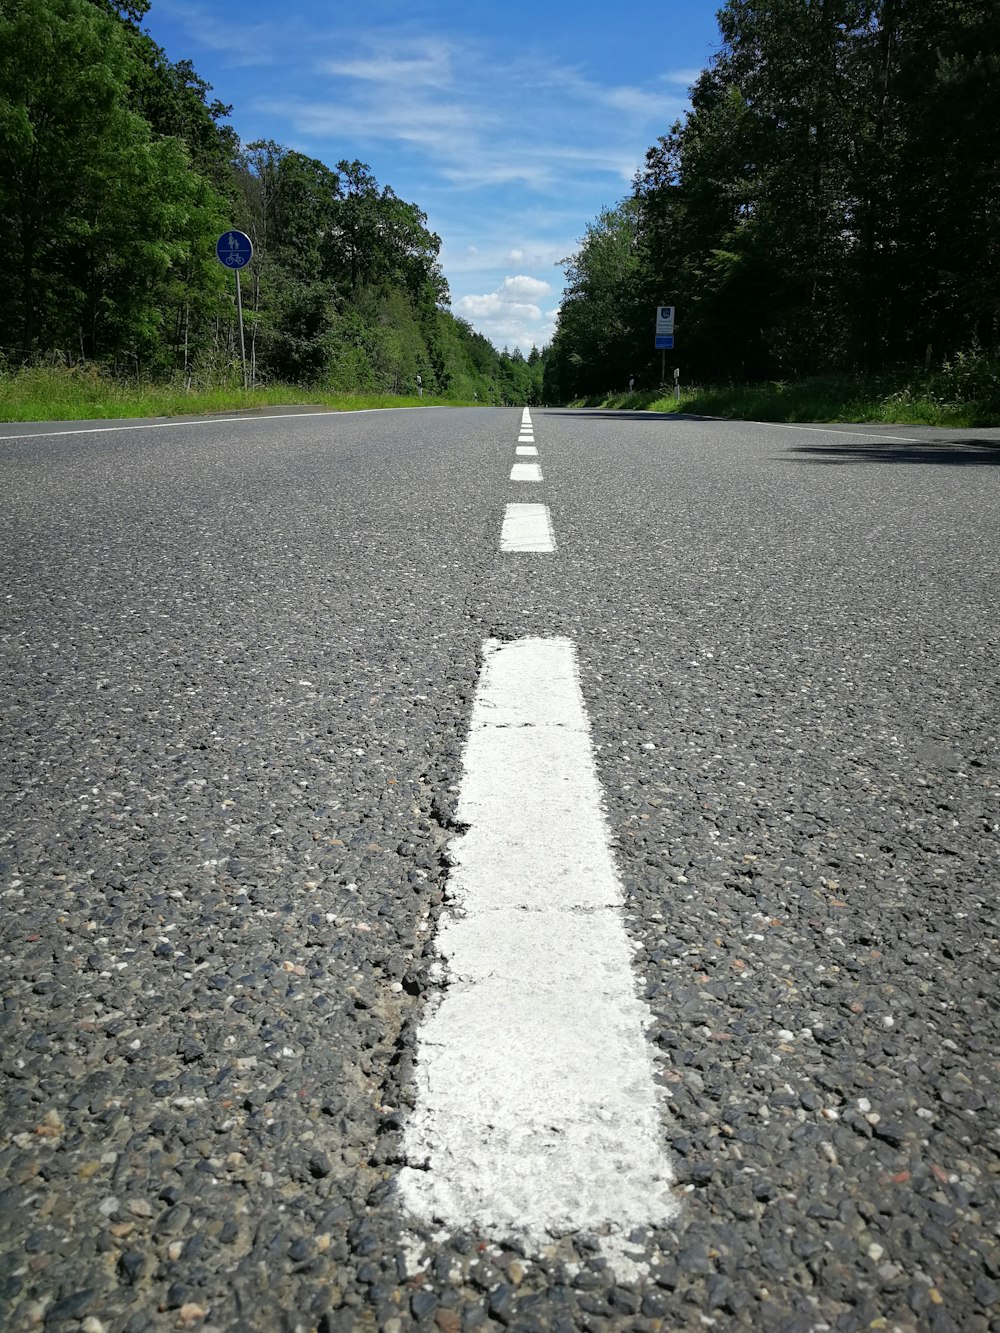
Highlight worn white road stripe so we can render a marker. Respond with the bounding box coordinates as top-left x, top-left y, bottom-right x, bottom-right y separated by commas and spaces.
0, 405, 448, 442
398, 637, 676, 1267
516, 445, 538, 456
510, 462, 542, 481
517, 435, 534, 444
761, 421, 921, 443
499, 503, 555, 552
